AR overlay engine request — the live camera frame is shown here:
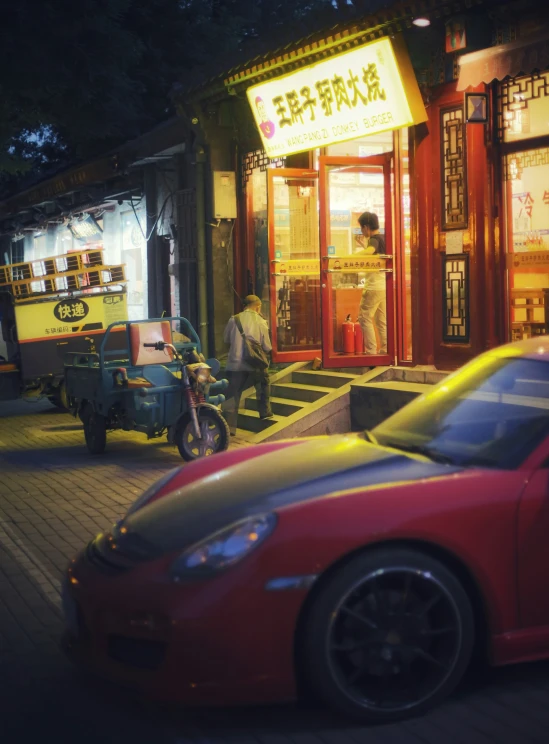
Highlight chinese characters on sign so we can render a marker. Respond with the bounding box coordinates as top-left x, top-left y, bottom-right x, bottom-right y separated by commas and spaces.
56, 302, 86, 320
246, 37, 427, 157
507, 251, 549, 269
275, 259, 319, 276
273, 257, 387, 274
53, 298, 90, 322
328, 257, 386, 272
45, 326, 71, 335
271, 63, 387, 128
